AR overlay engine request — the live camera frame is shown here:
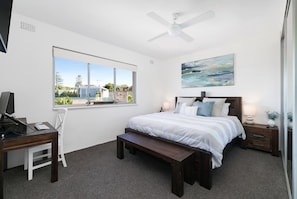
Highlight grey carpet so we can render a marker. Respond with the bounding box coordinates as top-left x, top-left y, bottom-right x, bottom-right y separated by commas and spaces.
4, 141, 288, 199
